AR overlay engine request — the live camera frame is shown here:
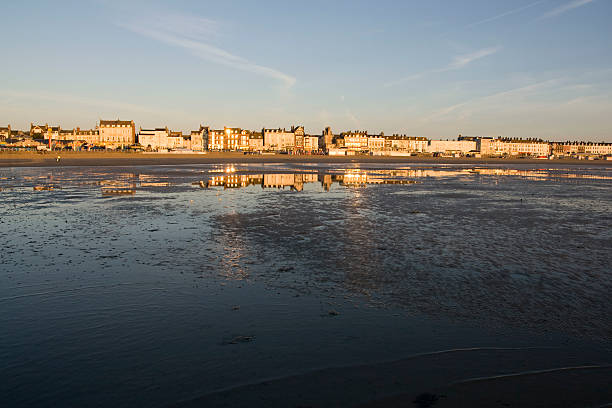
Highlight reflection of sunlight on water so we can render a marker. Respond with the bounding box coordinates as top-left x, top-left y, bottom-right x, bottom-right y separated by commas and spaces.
472, 168, 612, 180
342, 171, 368, 186
214, 213, 251, 281
209, 165, 237, 174
1, 165, 610, 196
140, 182, 170, 187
